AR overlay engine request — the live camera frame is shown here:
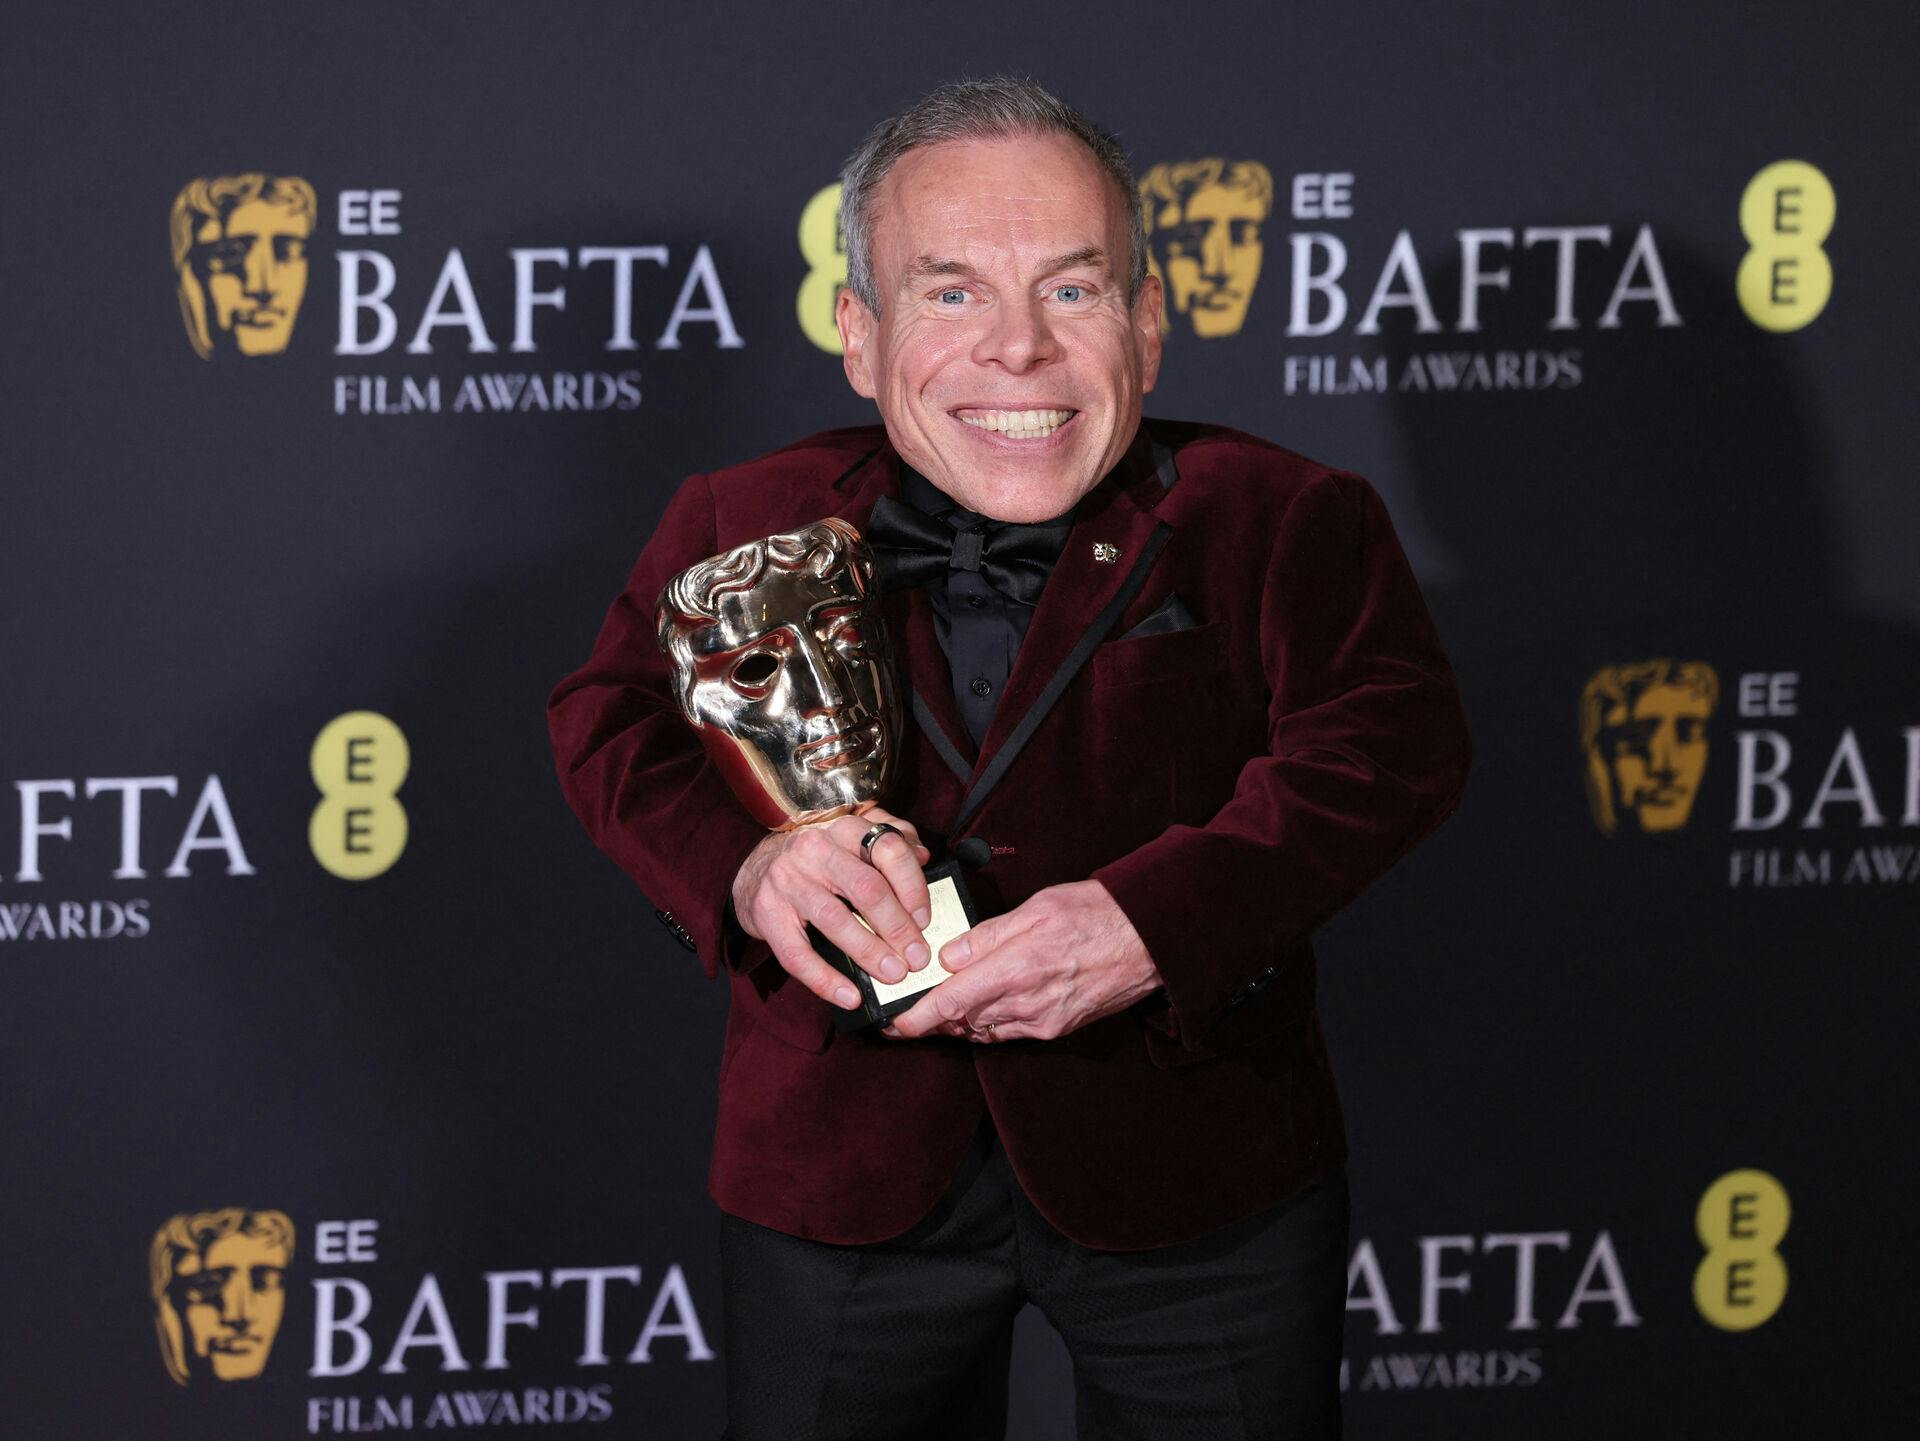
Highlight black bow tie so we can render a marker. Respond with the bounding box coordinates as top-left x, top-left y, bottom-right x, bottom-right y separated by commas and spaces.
866, 493, 1072, 606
